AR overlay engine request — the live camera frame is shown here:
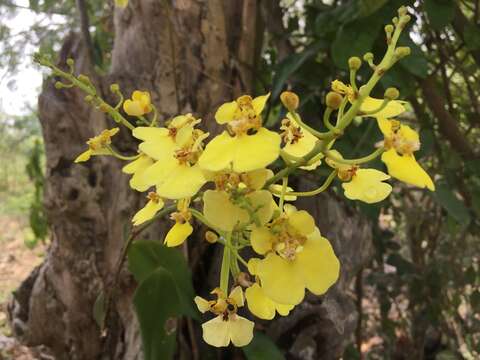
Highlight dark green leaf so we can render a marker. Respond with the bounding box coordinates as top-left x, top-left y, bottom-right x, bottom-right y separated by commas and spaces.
243, 332, 285, 360
398, 35, 429, 78
133, 268, 181, 360
271, 41, 326, 100
93, 291, 106, 329
464, 22, 480, 50
128, 240, 198, 319
433, 182, 471, 224
332, 16, 382, 69
470, 290, 480, 310
424, 0, 455, 30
